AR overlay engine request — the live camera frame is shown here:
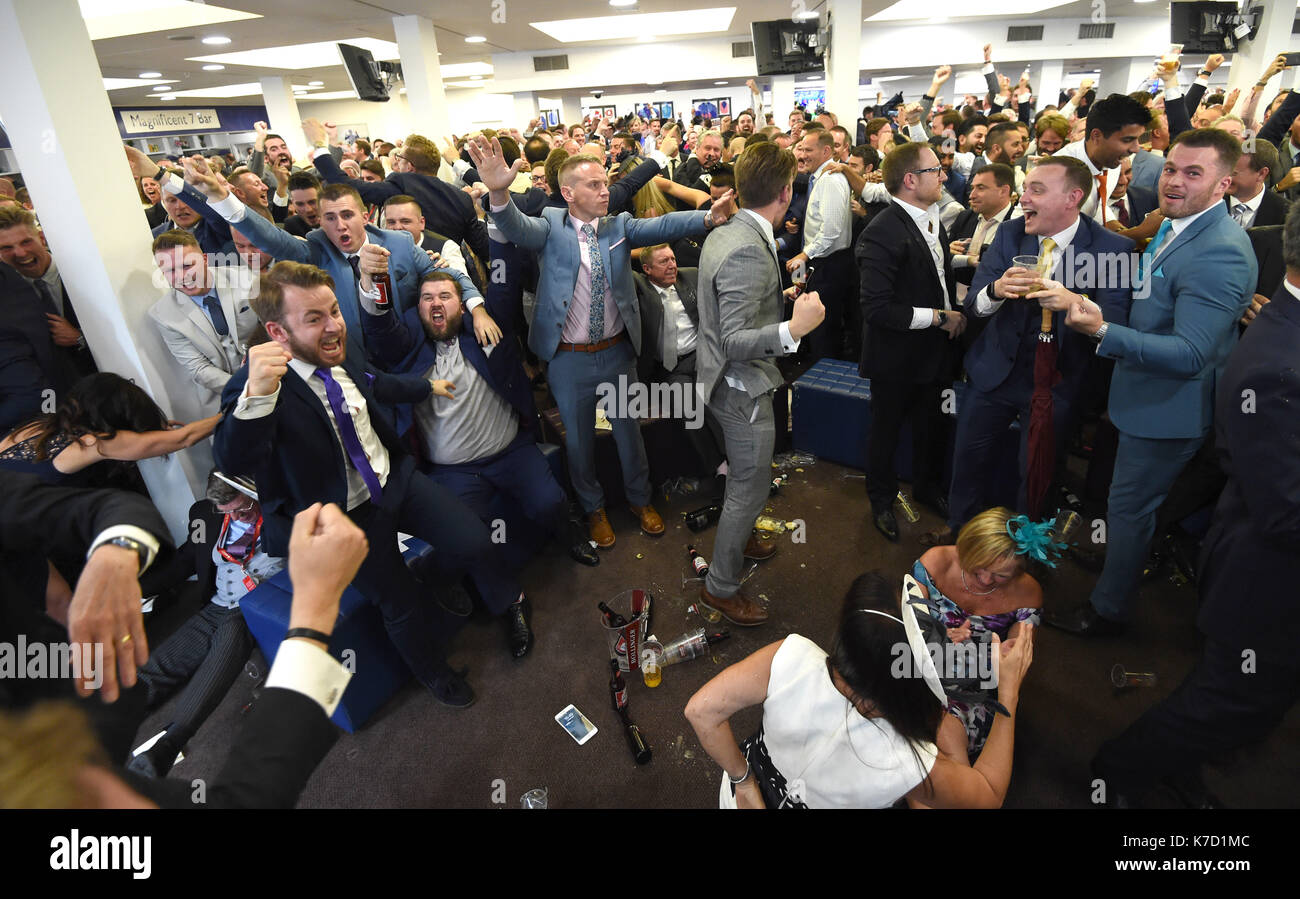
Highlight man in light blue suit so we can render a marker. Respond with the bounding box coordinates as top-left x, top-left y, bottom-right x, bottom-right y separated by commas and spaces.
1051, 129, 1257, 637
177, 158, 498, 362
467, 135, 735, 549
